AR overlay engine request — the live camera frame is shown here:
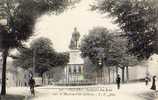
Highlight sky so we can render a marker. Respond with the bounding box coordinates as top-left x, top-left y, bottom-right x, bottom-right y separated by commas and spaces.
33, 0, 119, 52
